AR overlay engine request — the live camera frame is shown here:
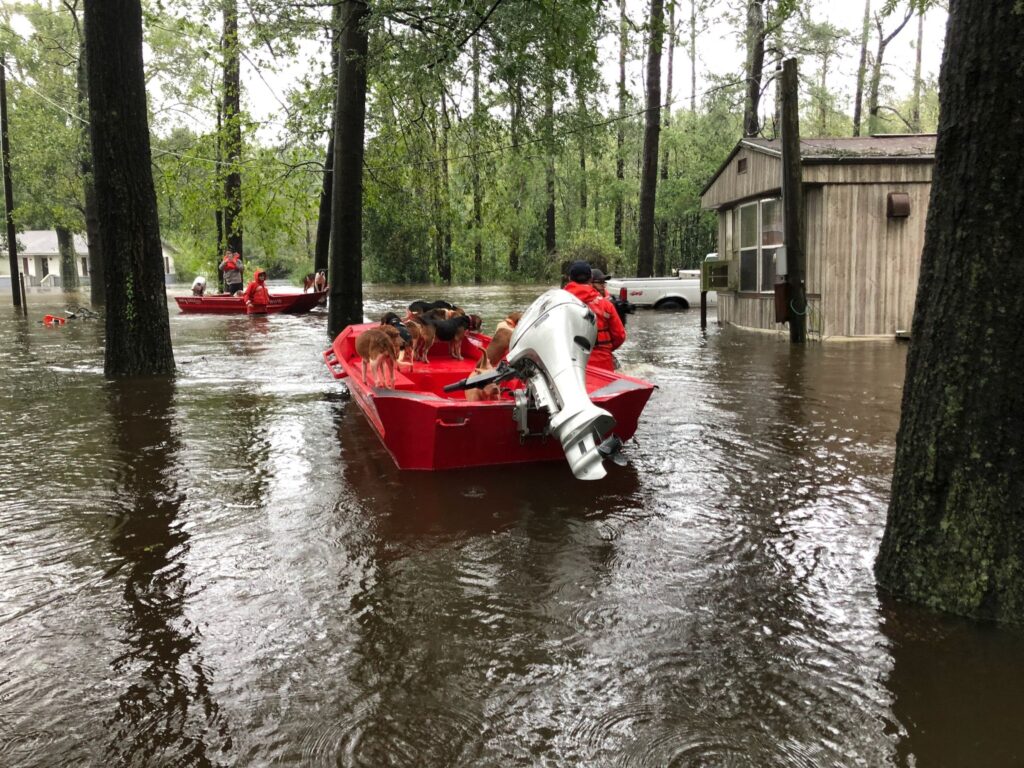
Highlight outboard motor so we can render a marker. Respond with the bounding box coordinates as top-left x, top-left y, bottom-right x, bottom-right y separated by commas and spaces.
505, 289, 616, 480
